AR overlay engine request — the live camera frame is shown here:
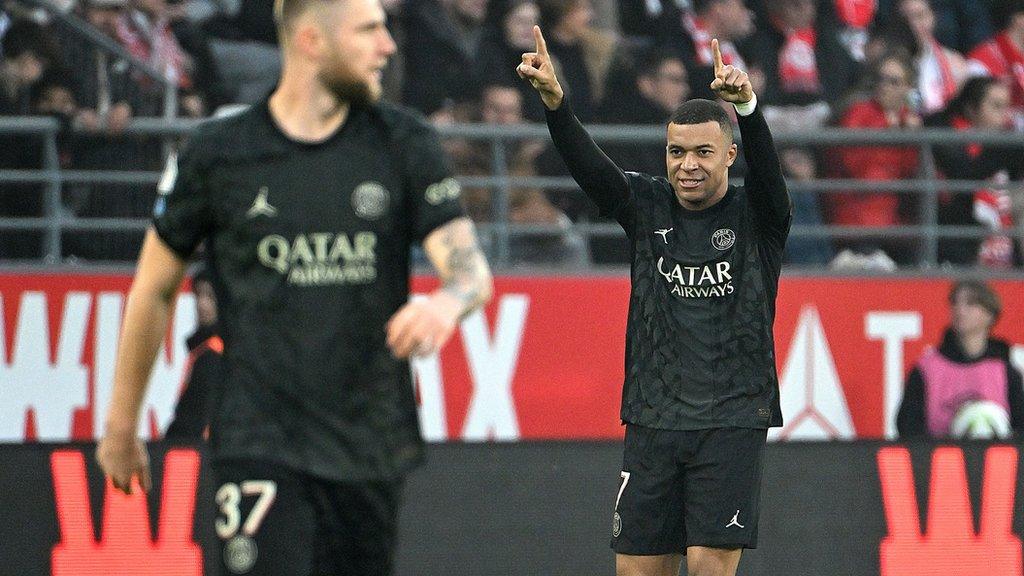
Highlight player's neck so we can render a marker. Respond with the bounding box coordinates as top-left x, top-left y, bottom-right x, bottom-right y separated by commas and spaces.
268, 75, 350, 143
